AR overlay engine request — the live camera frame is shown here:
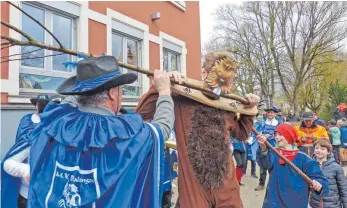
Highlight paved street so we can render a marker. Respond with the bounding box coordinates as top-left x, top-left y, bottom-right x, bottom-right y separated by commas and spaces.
171, 161, 347, 208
